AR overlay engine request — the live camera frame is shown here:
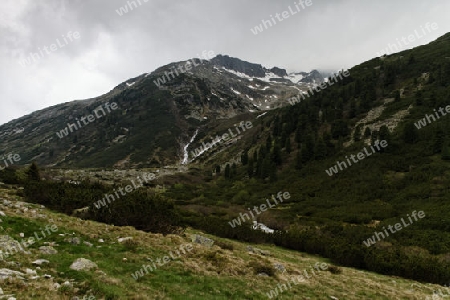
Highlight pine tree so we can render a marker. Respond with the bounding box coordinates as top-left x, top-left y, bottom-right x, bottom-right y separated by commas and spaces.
432, 127, 445, 154
26, 162, 41, 181
232, 163, 237, 178
295, 150, 302, 170
315, 137, 327, 160
354, 126, 361, 142
266, 135, 272, 153
442, 142, 450, 160
364, 127, 371, 138
285, 137, 292, 154
415, 90, 423, 106
379, 125, 391, 146
247, 158, 254, 178
395, 90, 401, 102
269, 162, 277, 182
241, 150, 249, 165
301, 134, 315, 163
224, 164, 231, 179
260, 158, 271, 179
403, 123, 419, 144
271, 143, 282, 166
